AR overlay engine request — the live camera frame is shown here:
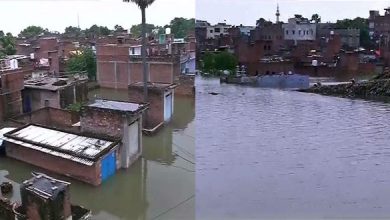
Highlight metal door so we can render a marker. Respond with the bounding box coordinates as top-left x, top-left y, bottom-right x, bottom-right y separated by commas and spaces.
101, 151, 116, 182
